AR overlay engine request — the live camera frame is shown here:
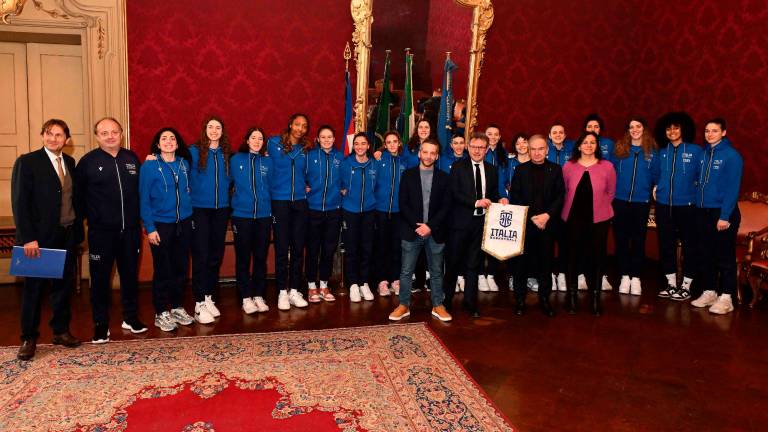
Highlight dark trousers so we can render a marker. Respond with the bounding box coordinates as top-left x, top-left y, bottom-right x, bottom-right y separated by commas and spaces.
656, 204, 696, 278
512, 223, 554, 297
20, 225, 76, 341
551, 217, 568, 275
272, 200, 308, 292
444, 216, 484, 312
305, 209, 342, 283
613, 200, 650, 278
695, 207, 740, 295
191, 207, 229, 302
566, 219, 610, 292
88, 227, 140, 325
482, 253, 501, 278
150, 219, 191, 314
342, 210, 375, 286
374, 211, 402, 283
232, 216, 271, 299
